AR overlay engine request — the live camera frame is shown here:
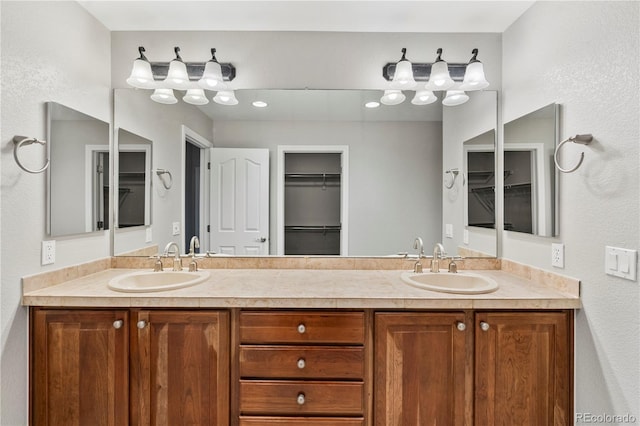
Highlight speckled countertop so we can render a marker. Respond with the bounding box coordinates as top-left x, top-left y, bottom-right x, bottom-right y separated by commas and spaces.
22, 267, 580, 310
